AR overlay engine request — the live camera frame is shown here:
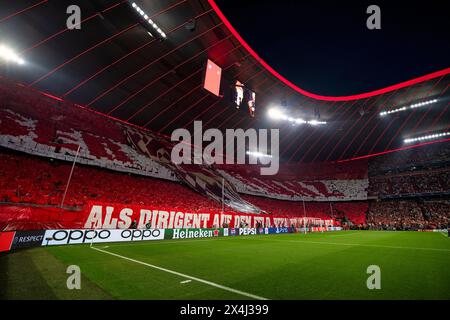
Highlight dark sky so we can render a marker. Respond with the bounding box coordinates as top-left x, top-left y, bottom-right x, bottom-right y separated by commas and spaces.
214, 0, 450, 96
